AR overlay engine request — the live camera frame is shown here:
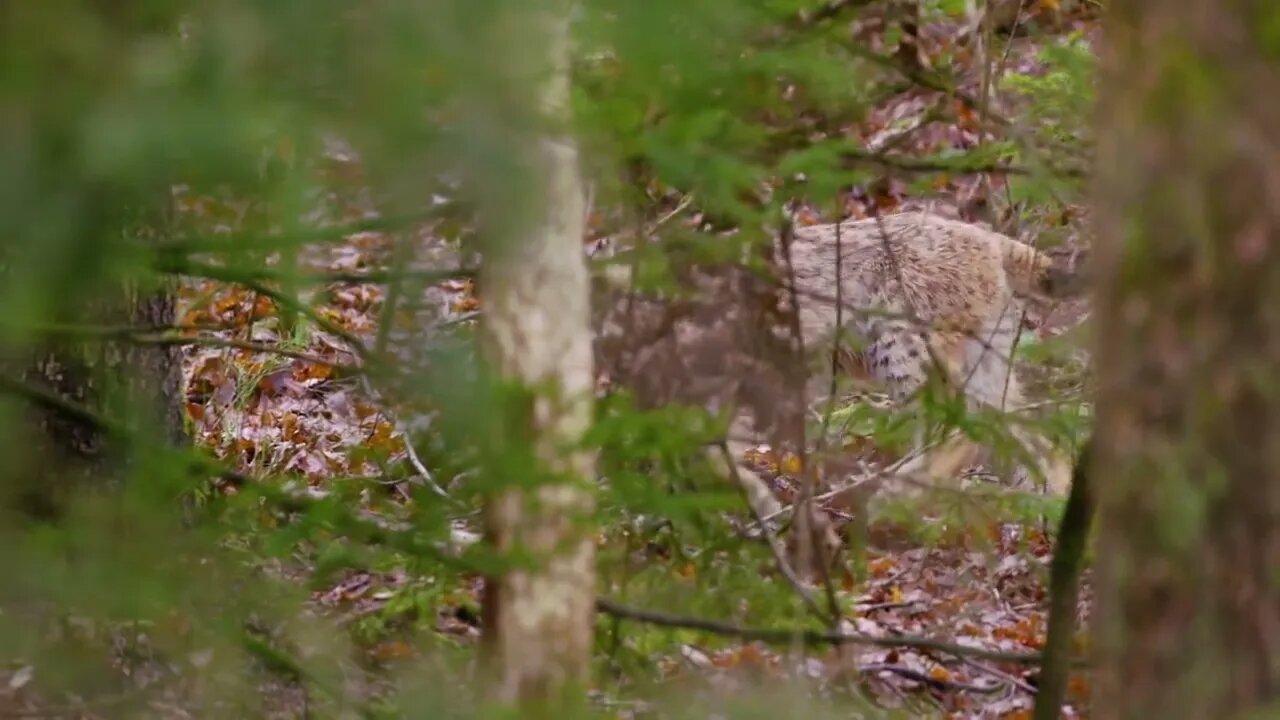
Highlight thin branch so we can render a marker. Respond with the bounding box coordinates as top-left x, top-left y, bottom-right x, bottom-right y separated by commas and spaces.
1033, 440, 1094, 720
835, 39, 1010, 129
596, 597, 1056, 665
242, 280, 369, 360
359, 374, 453, 502
134, 335, 353, 369
841, 147, 1086, 179
718, 441, 831, 624
162, 260, 371, 361
160, 203, 467, 256
774, 216, 826, 595
5, 321, 185, 341
792, 0, 876, 28
645, 193, 696, 236
162, 257, 474, 289
756, 0, 878, 44
9, 322, 359, 370
860, 663, 1003, 694
237, 267, 474, 286
0, 685, 162, 719
0, 375, 124, 436
959, 654, 1039, 695
372, 232, 418, 359
796, 209, 846, 620
209, 473, 477, 571
582, 181, 596, 235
